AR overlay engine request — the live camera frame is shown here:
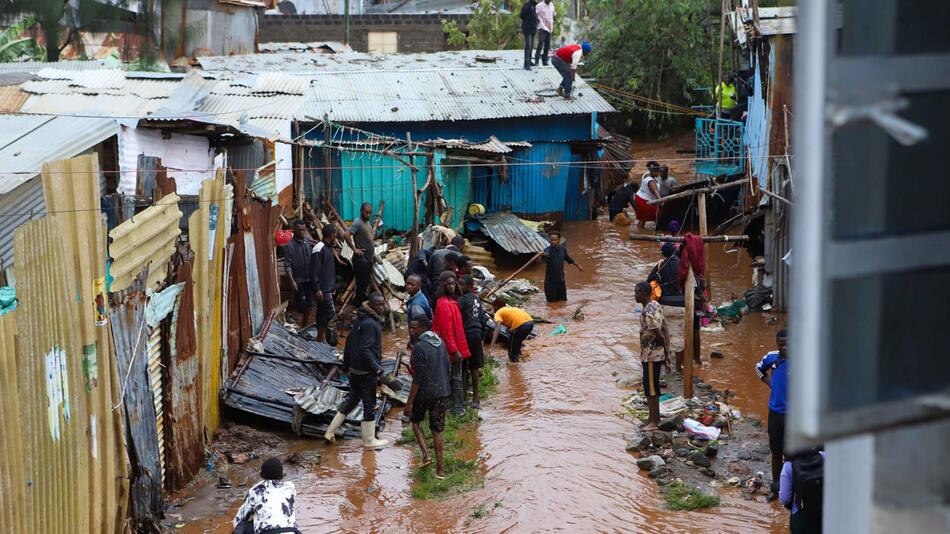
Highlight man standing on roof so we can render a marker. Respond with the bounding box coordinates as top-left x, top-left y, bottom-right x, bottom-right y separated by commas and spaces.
520, 0, 539, 71
534, 0, 555, 66
552, 41, 592, 99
